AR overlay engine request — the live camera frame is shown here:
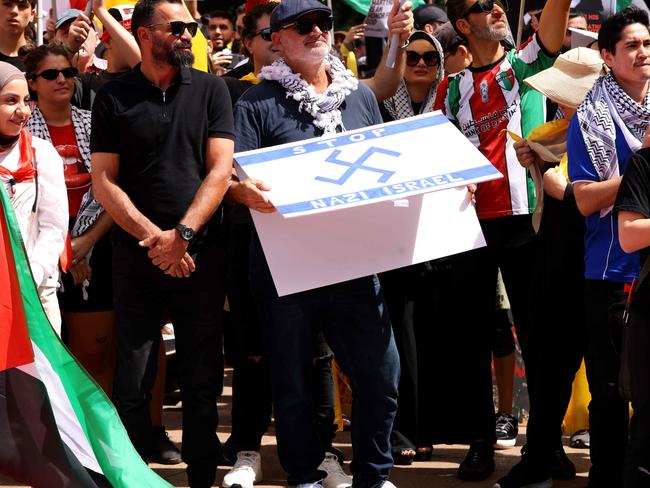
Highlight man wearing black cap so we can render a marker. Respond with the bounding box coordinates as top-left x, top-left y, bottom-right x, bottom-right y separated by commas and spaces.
413, 4, 448, 34
230, 0, 403, 487
90, 0, 234, 486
